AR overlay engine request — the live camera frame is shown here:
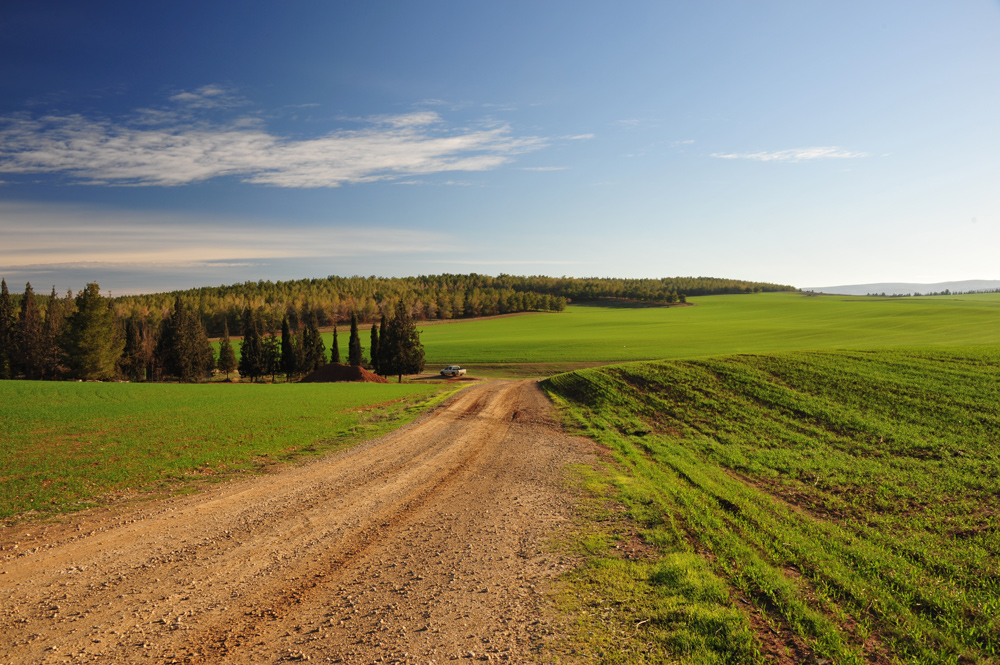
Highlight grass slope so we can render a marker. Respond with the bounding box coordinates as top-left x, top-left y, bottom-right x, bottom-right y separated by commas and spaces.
545, 347, 1000, 664
0, 381, 450, 523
